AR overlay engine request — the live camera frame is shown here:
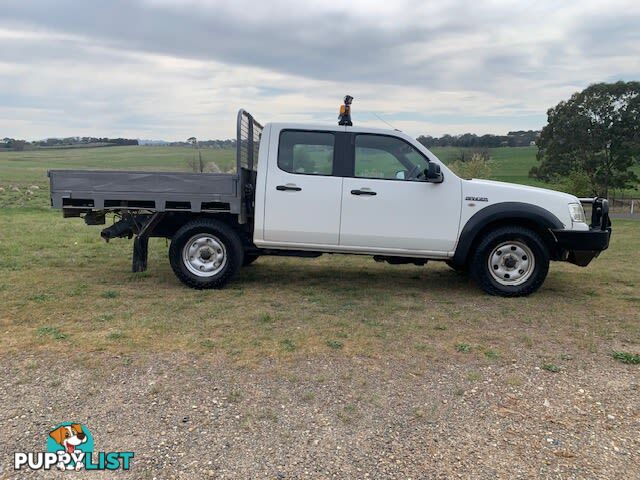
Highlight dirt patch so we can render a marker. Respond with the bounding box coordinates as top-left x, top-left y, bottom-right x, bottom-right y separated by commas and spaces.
1, 352, 638, 479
